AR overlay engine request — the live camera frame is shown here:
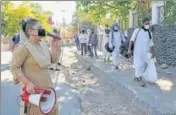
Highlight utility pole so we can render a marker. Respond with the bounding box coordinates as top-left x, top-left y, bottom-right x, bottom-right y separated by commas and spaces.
139, 0, 151, 19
